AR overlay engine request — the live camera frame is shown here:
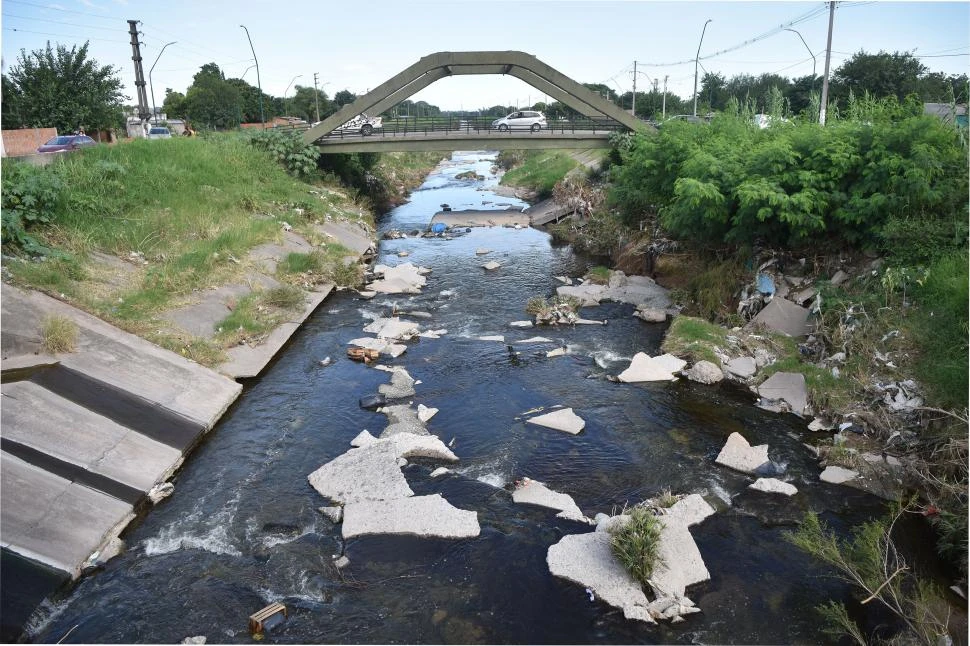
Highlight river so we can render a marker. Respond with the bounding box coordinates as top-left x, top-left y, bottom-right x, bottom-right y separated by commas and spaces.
20, 151, 888, 644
